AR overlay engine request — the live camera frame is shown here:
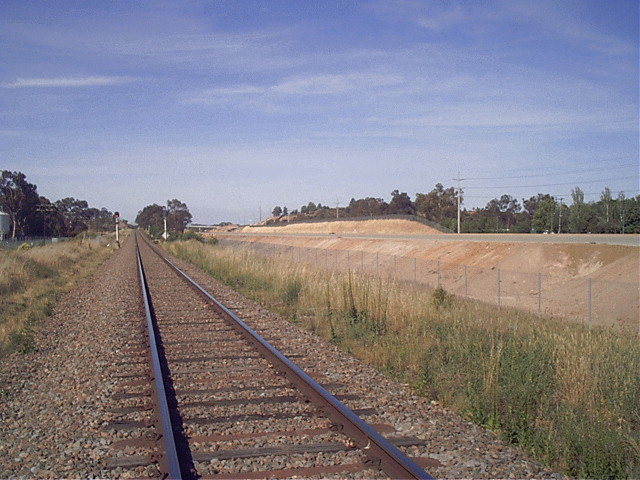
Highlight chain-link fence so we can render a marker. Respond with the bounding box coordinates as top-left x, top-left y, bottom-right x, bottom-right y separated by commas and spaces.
0, 236, 72, 250
217, 238, 638, 329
